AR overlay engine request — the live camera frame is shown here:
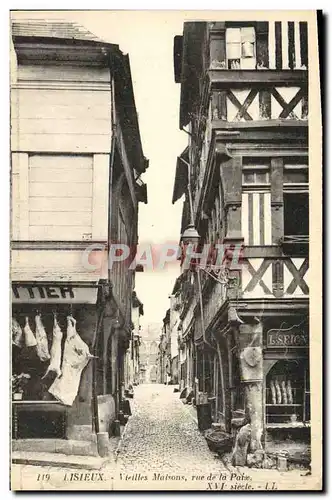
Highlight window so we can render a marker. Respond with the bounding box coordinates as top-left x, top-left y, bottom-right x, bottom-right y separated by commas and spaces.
266, 360, 310, 426
243, 169, 270, 185
284, 162, 309, 186
242, 160, 270, 187
226, 27, 256, 70
282, 160, 309, 244
284, 193, 309, 238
